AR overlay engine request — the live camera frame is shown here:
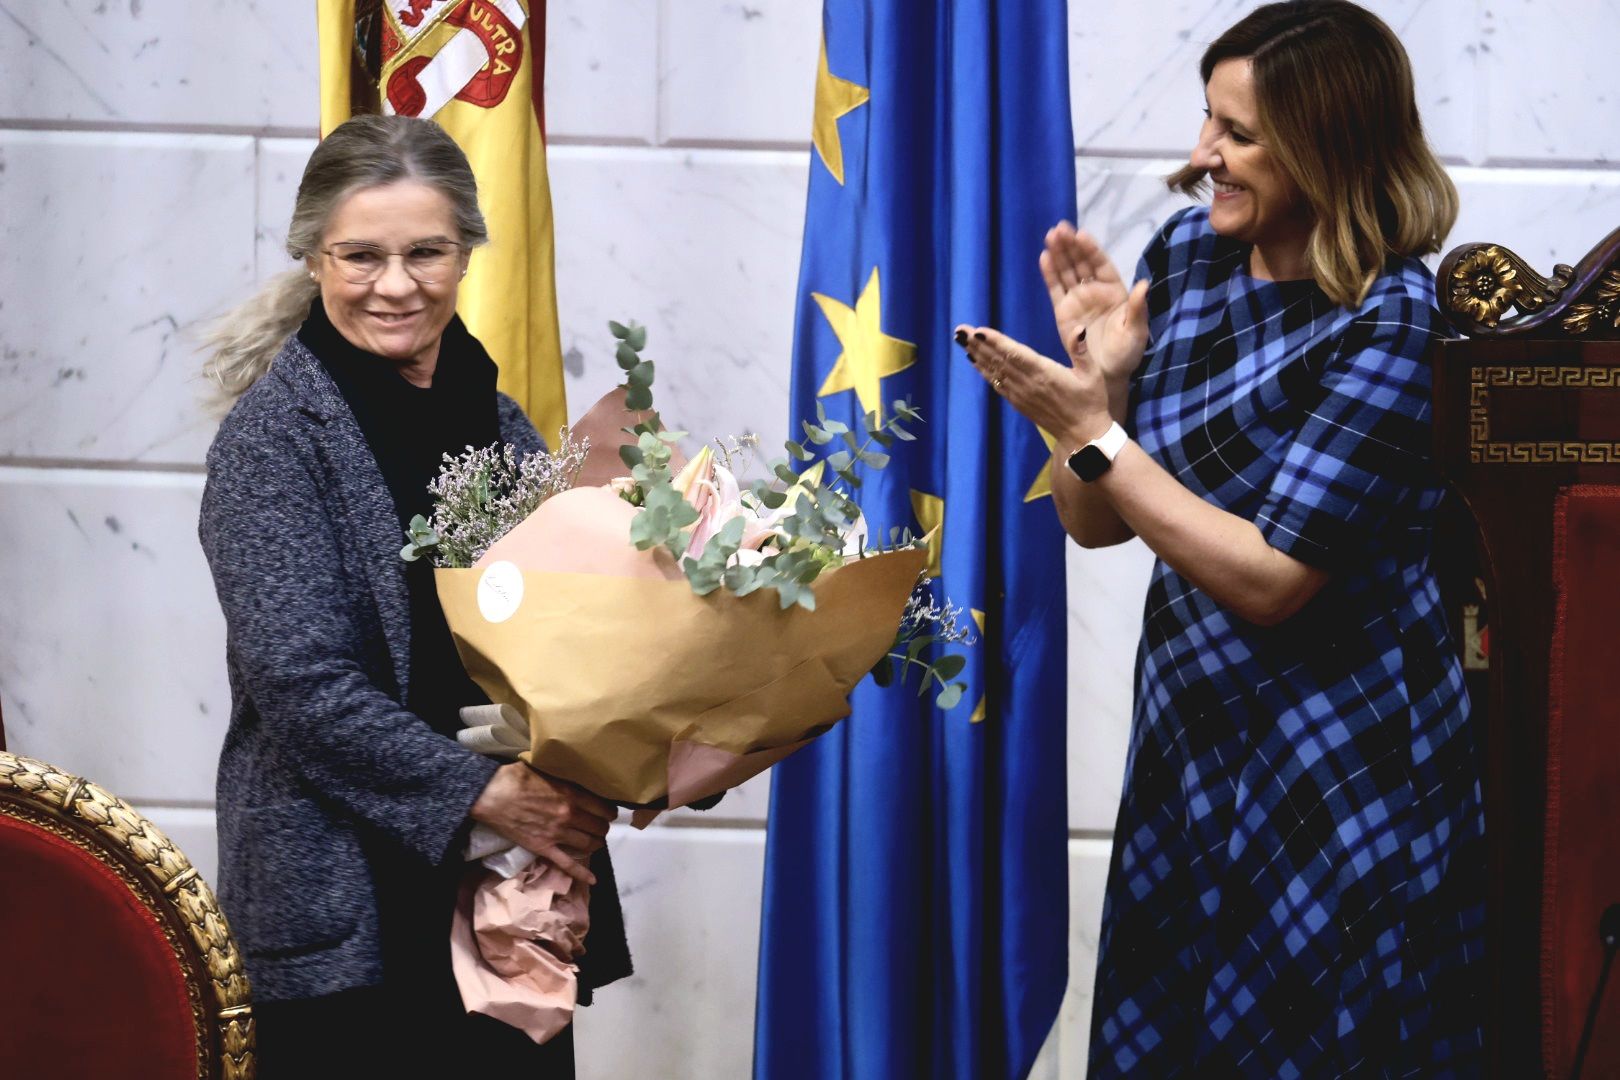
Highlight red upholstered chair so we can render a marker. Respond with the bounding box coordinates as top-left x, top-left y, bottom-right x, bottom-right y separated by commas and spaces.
1432, 225, 1620, 1079
0, 751, 255, 1078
